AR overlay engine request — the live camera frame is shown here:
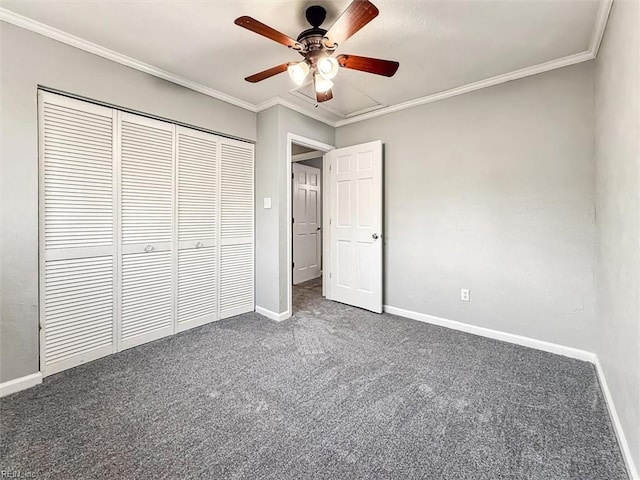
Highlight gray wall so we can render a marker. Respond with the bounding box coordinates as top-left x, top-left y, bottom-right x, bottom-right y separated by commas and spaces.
255, 106, 333, 315
0, 23, 256, 383
336, 62, 597, 352
594, 0, 640, 471
255, 107, 281, 314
